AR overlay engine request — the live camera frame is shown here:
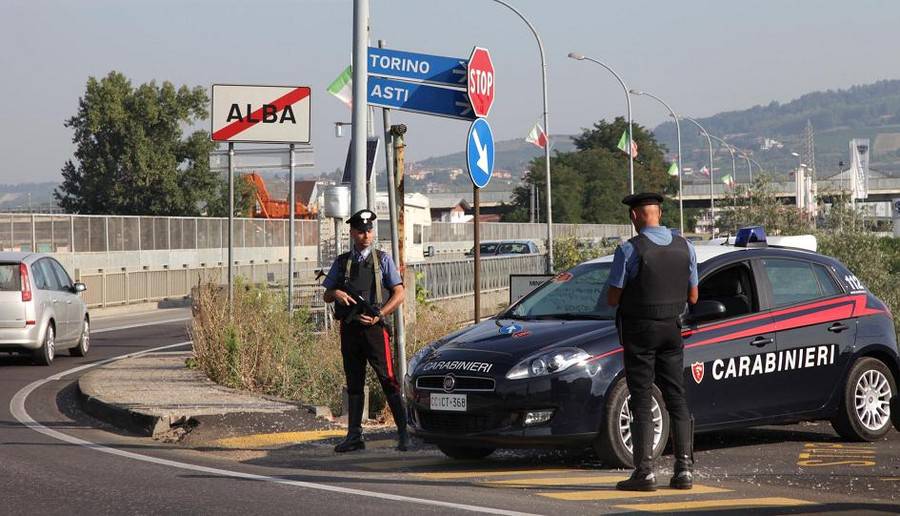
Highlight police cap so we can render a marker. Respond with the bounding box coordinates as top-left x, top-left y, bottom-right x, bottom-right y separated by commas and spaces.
346, 209, 377, 231
622, 192, 665, 208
